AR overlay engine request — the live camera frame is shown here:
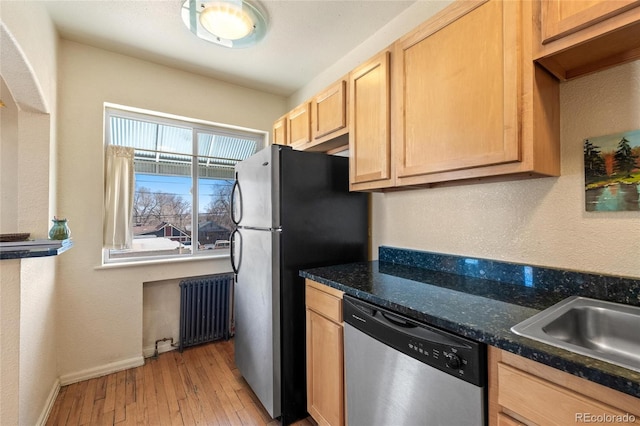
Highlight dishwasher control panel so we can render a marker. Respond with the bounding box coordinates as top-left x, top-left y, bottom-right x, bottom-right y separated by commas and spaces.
344, 295, 486, 387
